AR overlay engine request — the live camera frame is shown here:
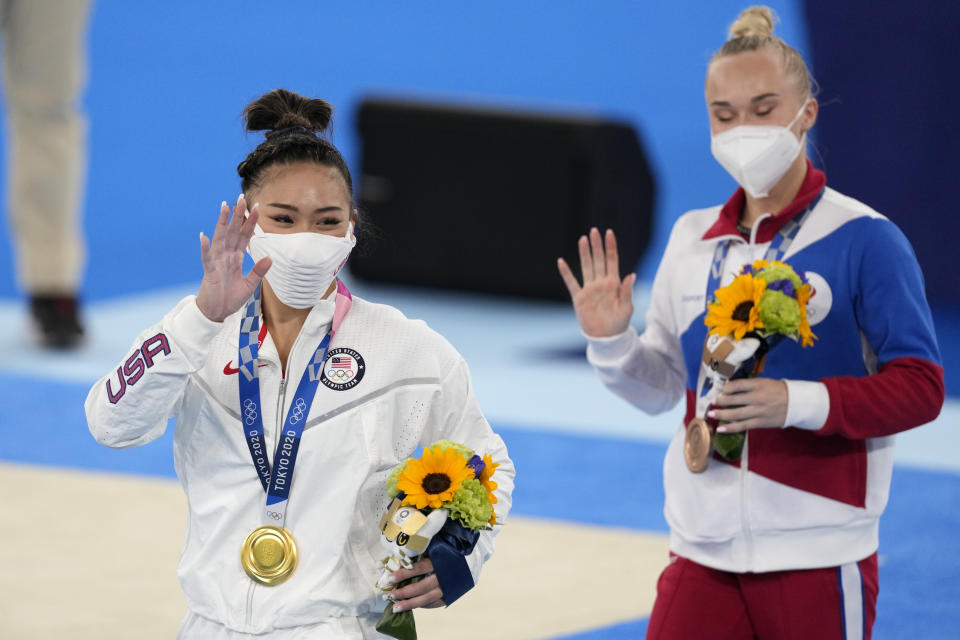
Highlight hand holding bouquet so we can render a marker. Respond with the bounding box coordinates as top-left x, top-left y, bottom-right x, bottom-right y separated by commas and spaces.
686, 259, 817, 471
375, 440, 500, 640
